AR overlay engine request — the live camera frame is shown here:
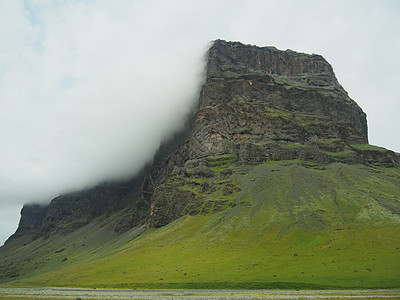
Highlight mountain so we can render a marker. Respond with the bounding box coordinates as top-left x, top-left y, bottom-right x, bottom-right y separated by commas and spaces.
1, 40, 399, 289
